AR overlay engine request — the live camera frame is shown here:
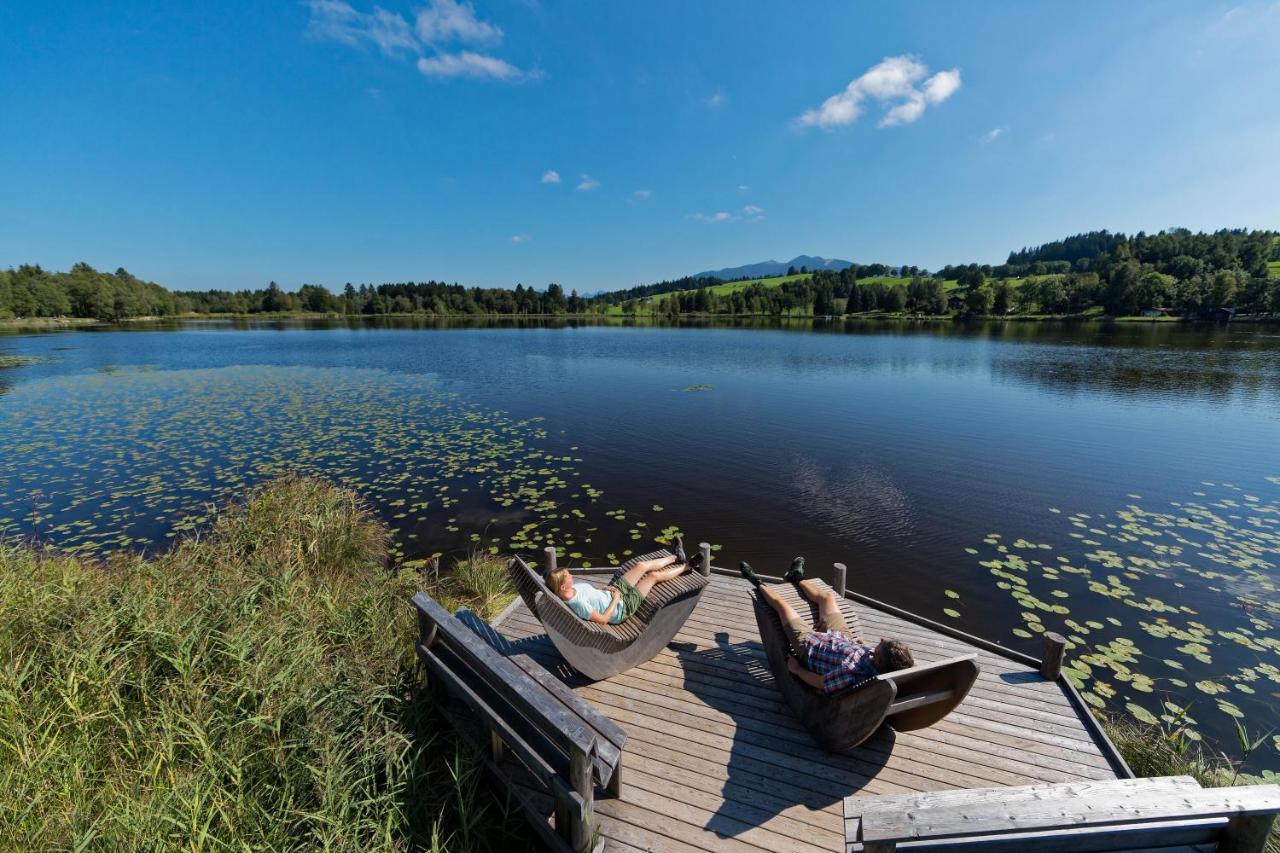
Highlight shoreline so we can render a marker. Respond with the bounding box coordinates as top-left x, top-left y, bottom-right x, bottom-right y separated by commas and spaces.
3, 311, 1276, 330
